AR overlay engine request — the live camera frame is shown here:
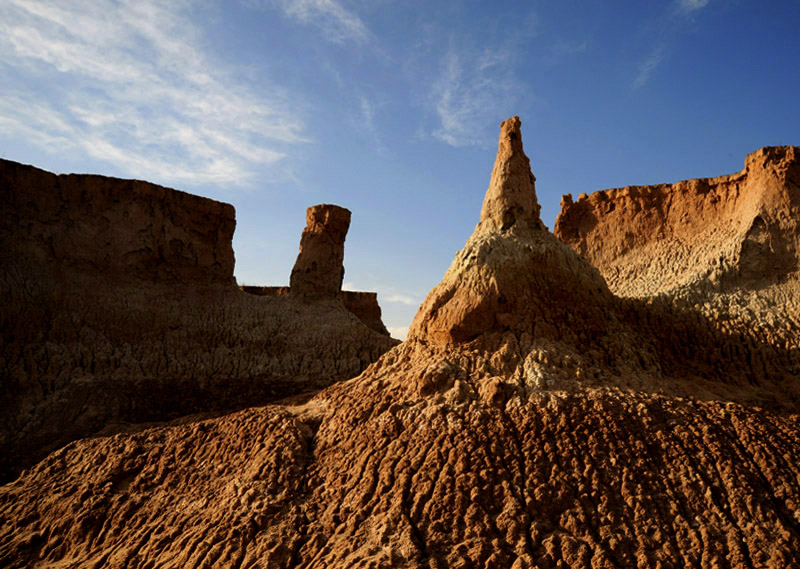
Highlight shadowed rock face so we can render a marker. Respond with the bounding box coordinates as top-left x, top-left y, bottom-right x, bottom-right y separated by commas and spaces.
241, 286, 392, 336
0, 159, 236, 285
2, 123, 800, 568
0, 163, 396, 483
290, 204, 352, 299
